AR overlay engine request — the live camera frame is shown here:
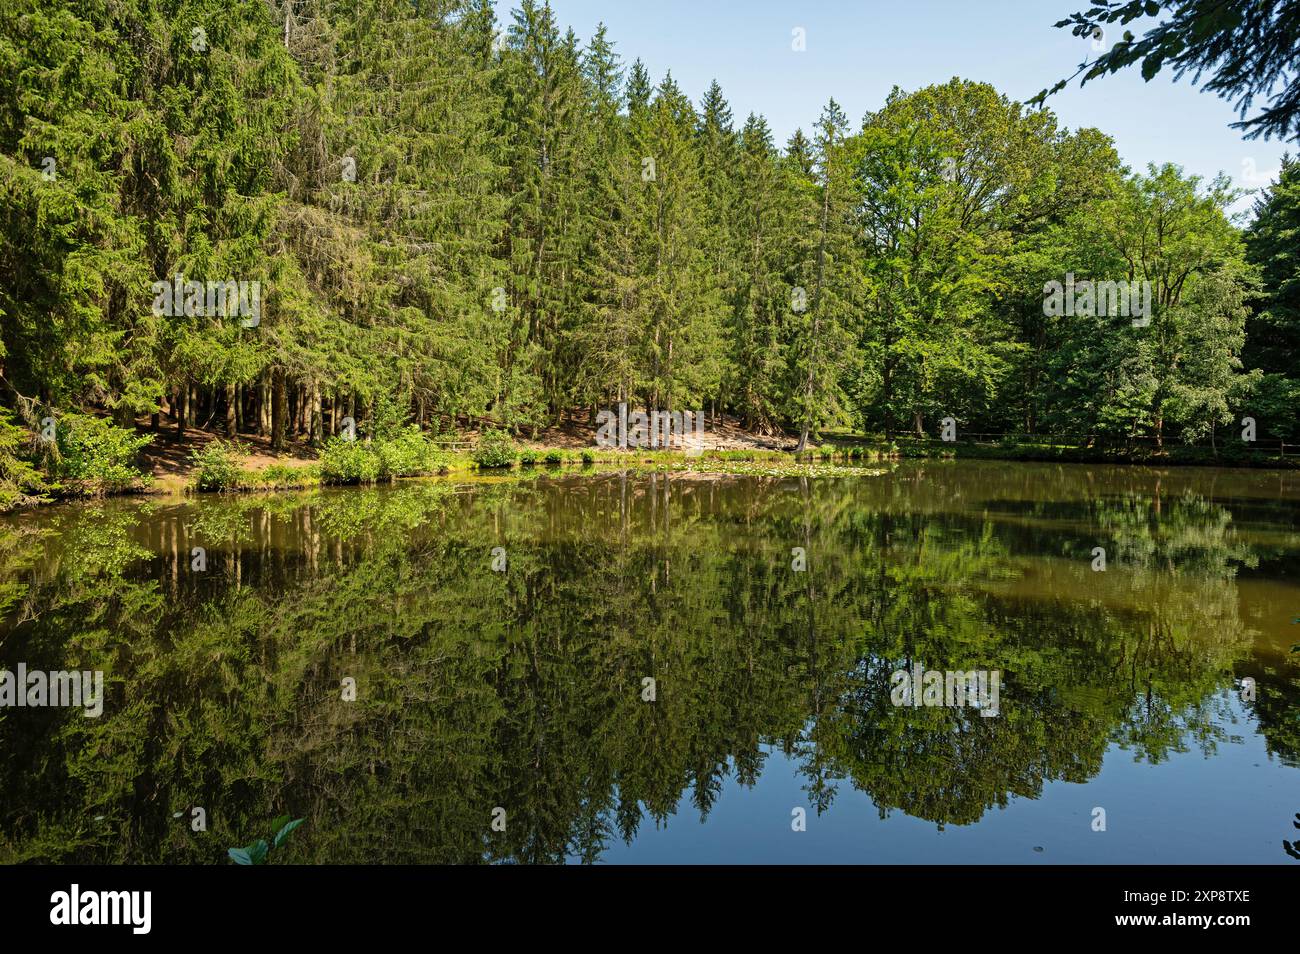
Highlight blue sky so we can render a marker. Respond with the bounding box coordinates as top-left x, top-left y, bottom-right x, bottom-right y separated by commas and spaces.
491, 0, 1292, 218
